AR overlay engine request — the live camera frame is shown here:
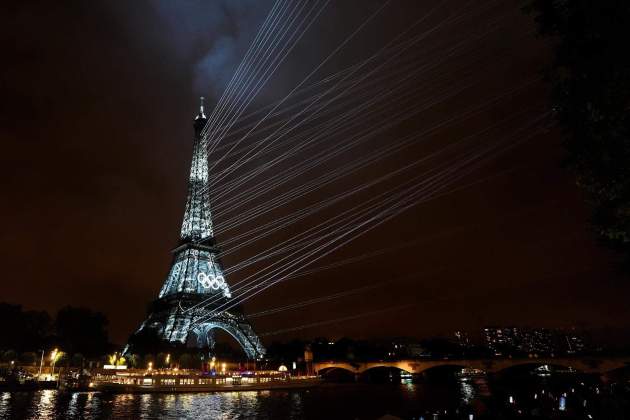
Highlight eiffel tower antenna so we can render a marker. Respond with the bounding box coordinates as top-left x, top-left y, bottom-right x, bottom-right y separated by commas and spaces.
199, 96, 206, 118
